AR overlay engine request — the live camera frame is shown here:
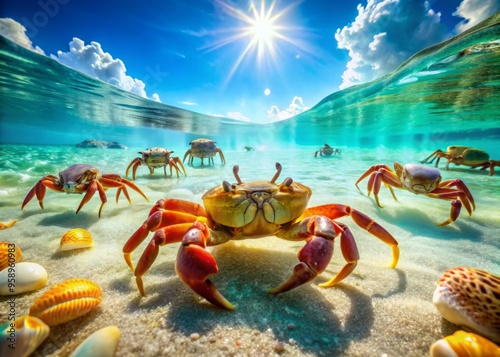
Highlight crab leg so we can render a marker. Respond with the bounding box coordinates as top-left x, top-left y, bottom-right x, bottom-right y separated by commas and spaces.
439, 179, 475, 210
123, 209, 200, 270
301, 204, 399, 268
102, 174, 149, 203
216, 148, 226, 164
21, 175, 62, 210
270, 216, 336, 294
125, 158, 142, 180
356, 165, 403, 208
175, 219, 235, 309
75, 179, 107, 216
170, 157, 187, 177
